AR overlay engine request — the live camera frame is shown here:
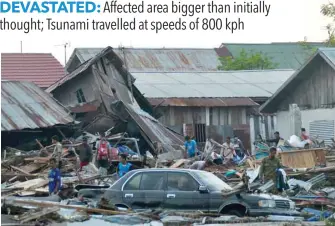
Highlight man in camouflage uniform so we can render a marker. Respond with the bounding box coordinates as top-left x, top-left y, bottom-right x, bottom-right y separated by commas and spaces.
259, 147, 282, 194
